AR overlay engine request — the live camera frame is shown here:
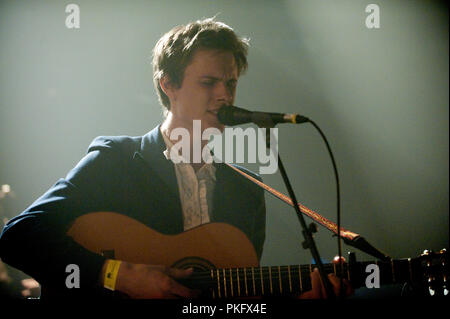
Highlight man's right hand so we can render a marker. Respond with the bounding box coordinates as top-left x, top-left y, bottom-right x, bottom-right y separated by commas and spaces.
101, 260, 199, 299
